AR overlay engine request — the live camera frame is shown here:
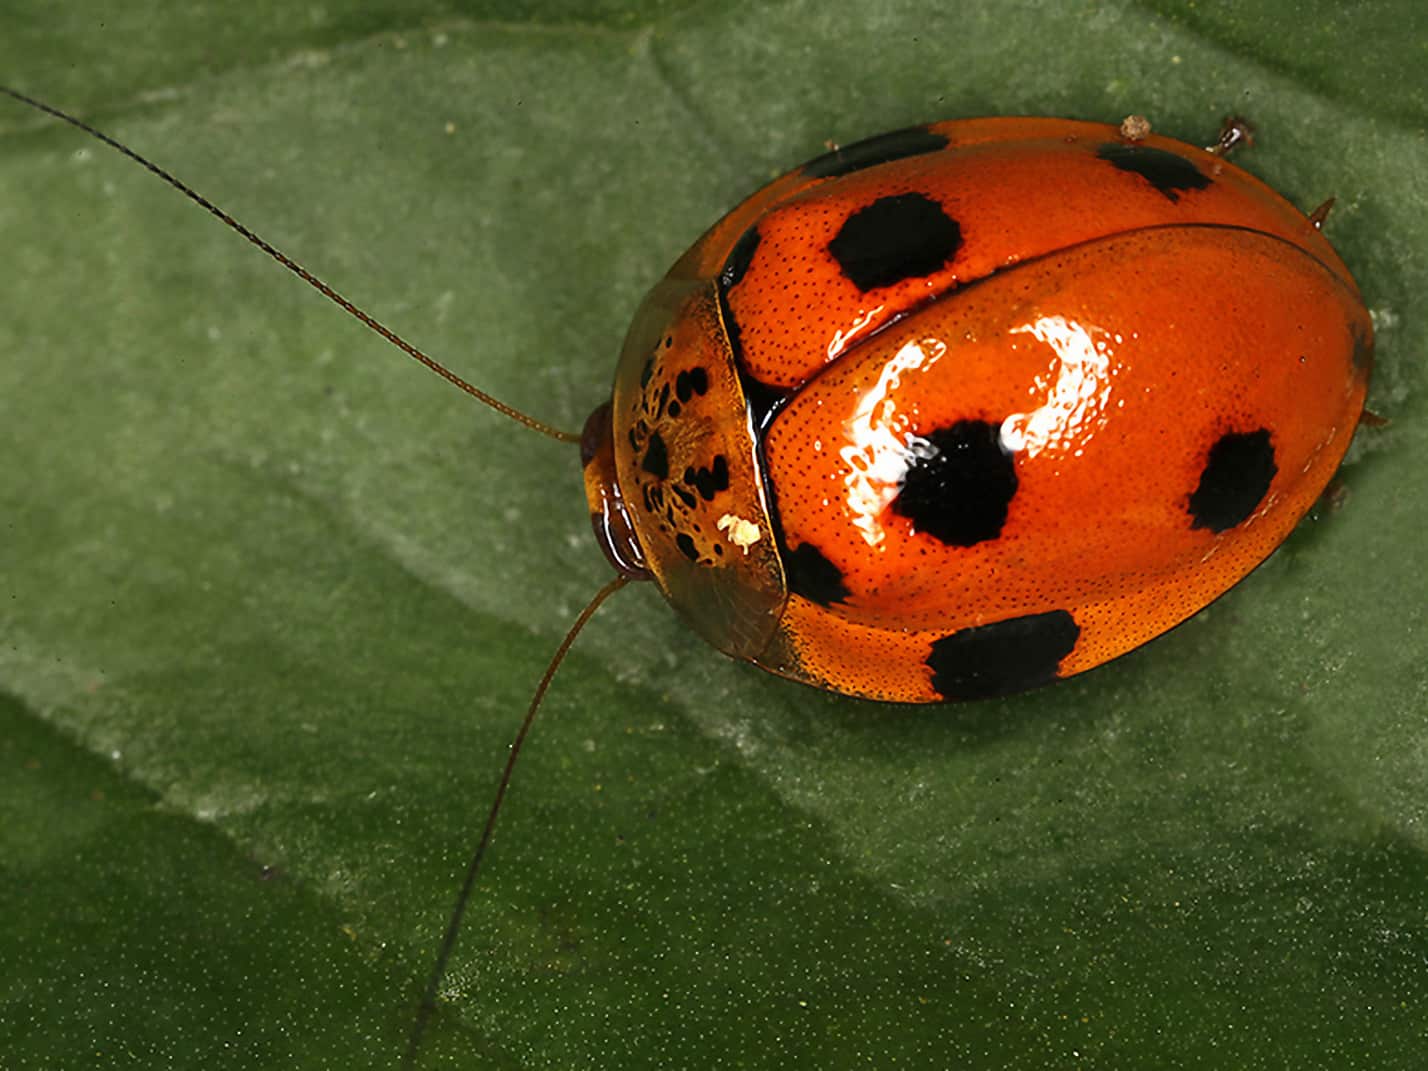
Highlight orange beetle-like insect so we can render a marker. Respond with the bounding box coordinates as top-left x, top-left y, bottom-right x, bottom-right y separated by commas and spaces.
2, 88, 1372, 1061
587, 115, 1371, 703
